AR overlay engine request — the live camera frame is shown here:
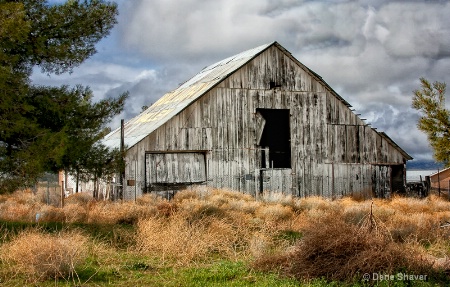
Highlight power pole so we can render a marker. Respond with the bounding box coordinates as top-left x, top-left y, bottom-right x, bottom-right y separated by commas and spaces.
119, 119, 125, 201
